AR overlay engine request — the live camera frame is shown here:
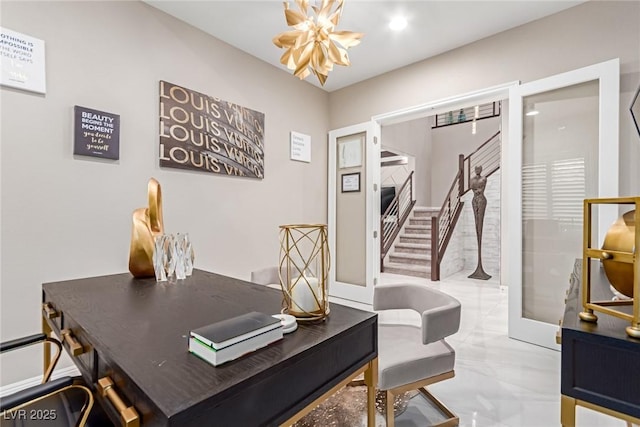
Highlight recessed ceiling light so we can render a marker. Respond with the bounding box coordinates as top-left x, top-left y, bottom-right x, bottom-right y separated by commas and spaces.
389, 16, 407, 31
525, 110, 539, 116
